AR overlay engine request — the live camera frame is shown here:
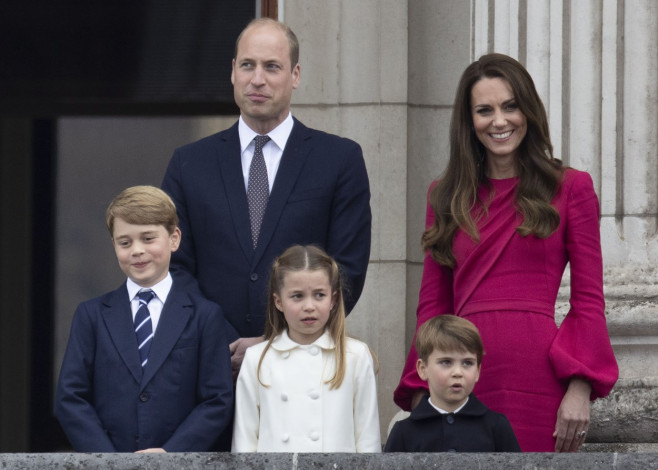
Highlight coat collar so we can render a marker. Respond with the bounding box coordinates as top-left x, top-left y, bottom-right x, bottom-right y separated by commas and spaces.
270, 329, 335, 352
139, 286, 193, 389
216, 122, 253, 262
